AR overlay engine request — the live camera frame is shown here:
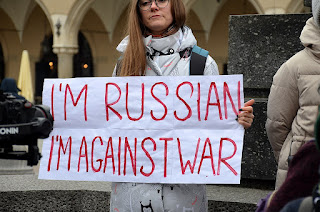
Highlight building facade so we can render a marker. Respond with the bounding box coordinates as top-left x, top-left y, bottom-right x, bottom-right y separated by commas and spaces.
0, 0, 309, 103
